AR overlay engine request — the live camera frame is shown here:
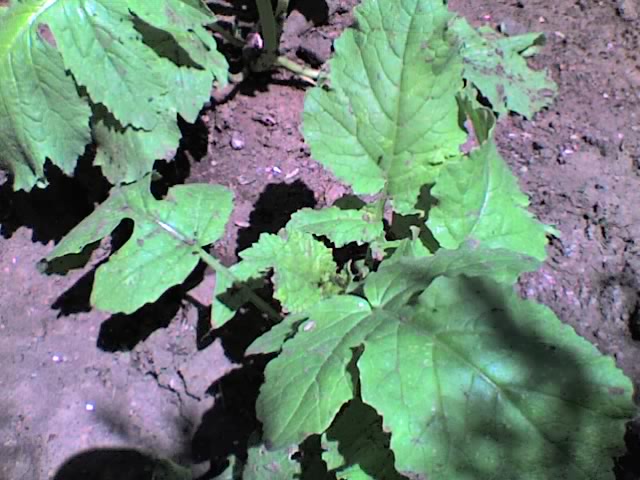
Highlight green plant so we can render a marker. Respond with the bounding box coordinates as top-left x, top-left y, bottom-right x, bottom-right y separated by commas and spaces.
3, 0, 636, 478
